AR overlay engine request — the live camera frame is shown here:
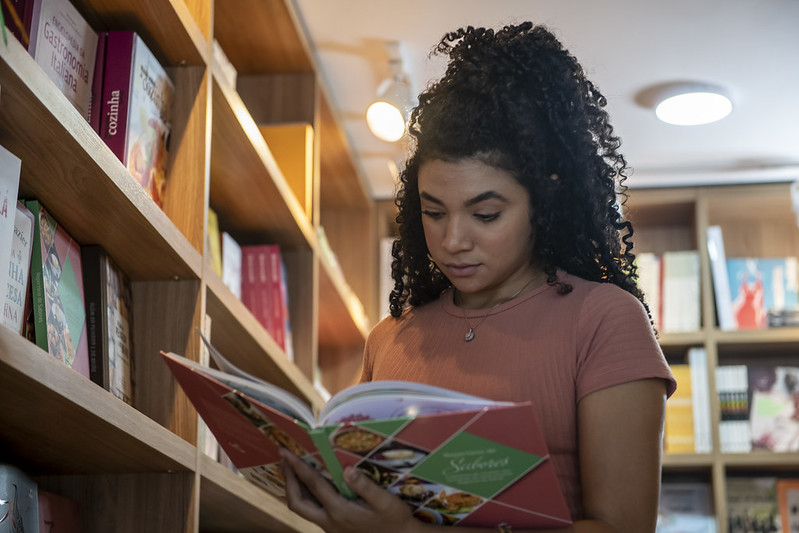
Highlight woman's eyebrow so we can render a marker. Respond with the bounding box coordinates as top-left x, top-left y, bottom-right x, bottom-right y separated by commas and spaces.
419, 190, 508, 207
